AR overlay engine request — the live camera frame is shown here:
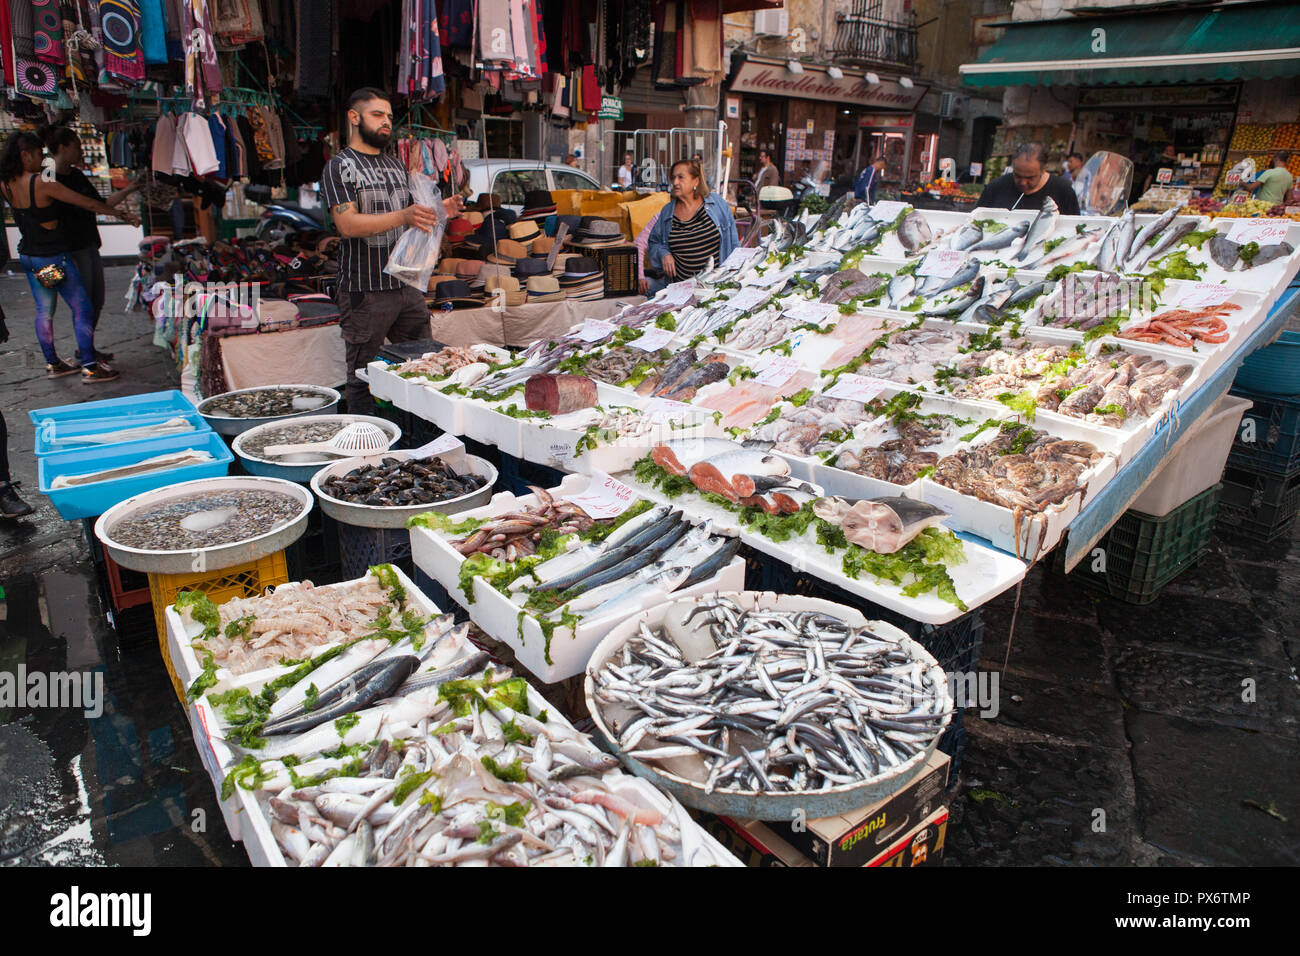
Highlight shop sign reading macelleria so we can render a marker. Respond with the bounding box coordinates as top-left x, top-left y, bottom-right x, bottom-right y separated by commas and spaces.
730, 61, 927, 111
